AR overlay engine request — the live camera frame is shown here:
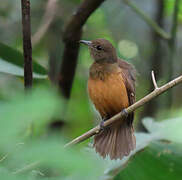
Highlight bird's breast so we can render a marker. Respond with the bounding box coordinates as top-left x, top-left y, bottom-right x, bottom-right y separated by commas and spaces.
88, 72, 129, 118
